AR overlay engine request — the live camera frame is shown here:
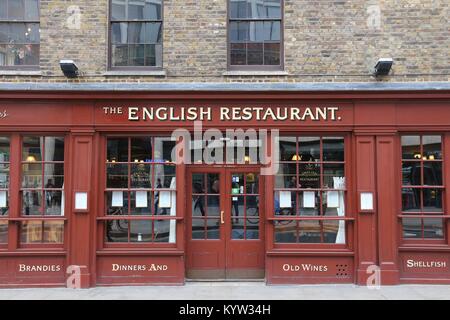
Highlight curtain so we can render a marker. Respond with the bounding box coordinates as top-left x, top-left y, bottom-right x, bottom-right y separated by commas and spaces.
333, 177, 346, 244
